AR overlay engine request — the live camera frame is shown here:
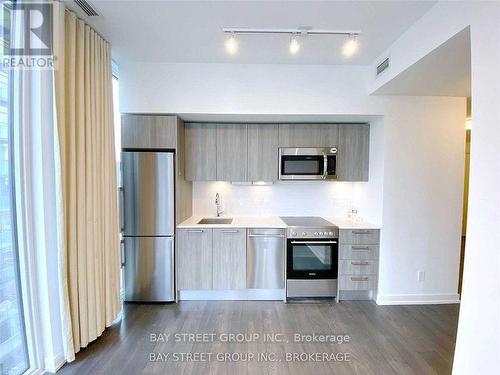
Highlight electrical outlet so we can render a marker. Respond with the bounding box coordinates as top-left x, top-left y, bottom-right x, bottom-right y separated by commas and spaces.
417, 271, 425, 282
